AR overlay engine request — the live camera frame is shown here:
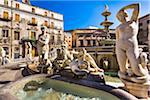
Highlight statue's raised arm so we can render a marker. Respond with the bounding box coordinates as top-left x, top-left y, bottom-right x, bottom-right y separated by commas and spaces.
117, 3, 139, 22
